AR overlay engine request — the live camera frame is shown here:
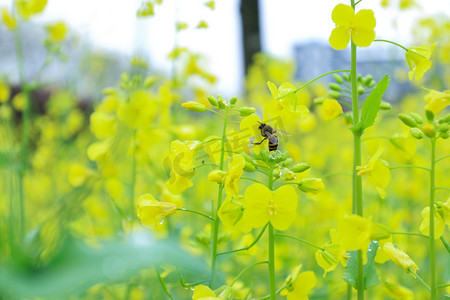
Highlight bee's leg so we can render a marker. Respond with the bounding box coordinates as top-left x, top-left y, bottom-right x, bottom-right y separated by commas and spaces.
253, 137, 267, 145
